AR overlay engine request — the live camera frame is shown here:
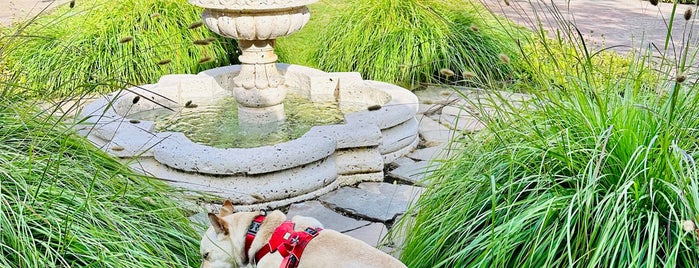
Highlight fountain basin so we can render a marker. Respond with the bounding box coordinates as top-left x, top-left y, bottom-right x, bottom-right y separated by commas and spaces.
78, 64, 418, 209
